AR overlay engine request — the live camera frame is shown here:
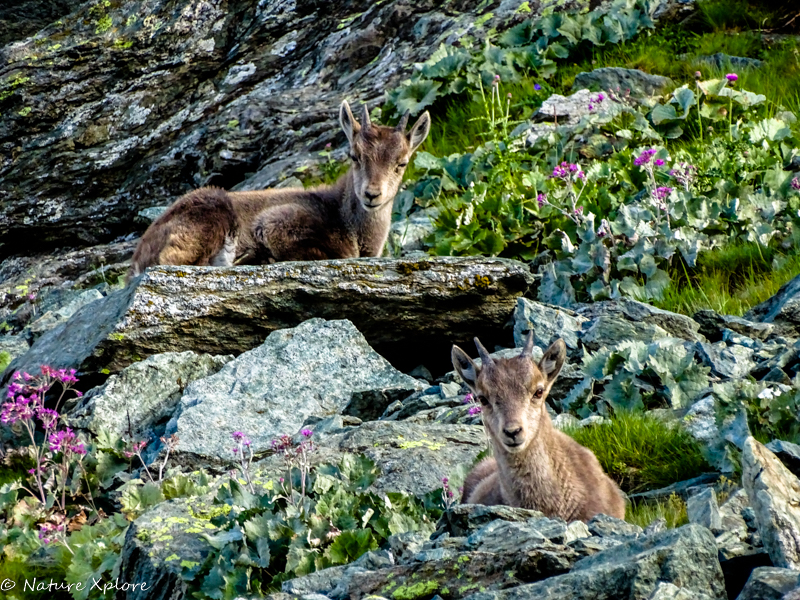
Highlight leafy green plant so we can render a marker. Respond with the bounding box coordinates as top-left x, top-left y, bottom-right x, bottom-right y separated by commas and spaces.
714, 377, 800, 445
564, 412, 711, 493
186, 453, 441, 597
564, 339, 711, 415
